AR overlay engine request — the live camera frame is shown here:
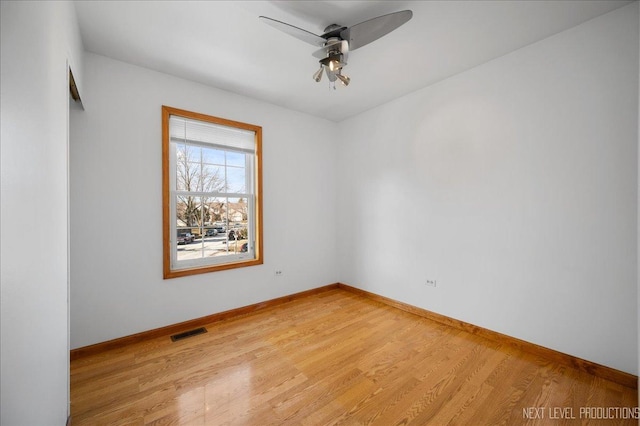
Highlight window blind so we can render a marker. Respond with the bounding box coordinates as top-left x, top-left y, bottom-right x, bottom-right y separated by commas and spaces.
170, 116, 255, 153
